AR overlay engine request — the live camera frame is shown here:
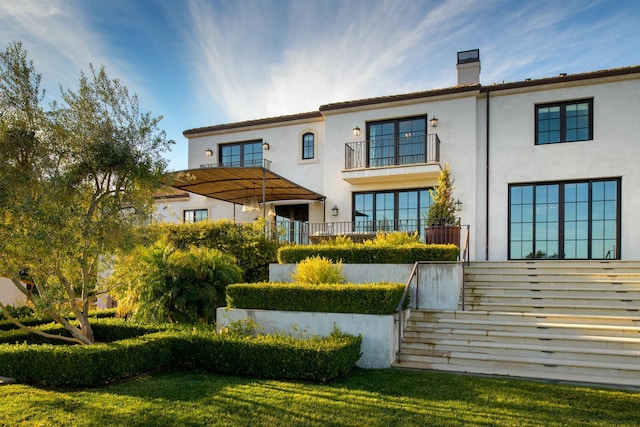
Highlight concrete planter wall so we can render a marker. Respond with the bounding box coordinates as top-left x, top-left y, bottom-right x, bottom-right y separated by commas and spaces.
269, 262, 463, 310
216, 307, 407, 369
220, 262, 463, 368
